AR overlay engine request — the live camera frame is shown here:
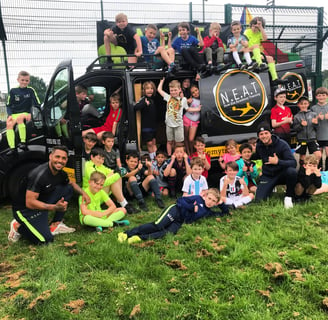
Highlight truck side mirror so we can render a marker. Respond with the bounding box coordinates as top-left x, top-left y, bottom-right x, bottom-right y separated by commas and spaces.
31, 105, 44, 129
